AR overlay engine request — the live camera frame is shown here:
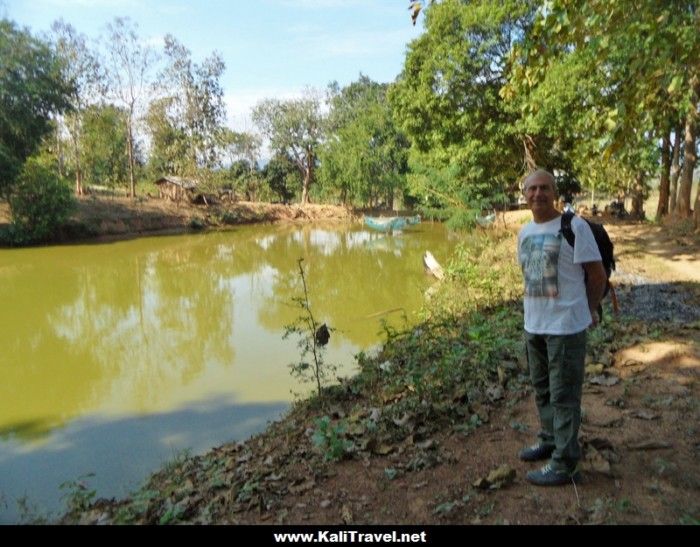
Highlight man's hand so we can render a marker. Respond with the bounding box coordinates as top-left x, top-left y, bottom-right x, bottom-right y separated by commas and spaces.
583, 261, 607, 327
